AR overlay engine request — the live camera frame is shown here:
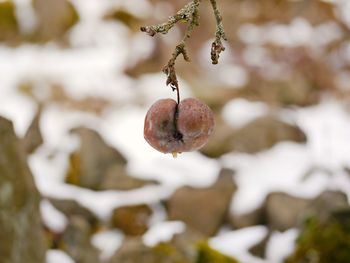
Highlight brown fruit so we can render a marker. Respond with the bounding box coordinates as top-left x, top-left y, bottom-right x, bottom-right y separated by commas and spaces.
144, 98, 215, 154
